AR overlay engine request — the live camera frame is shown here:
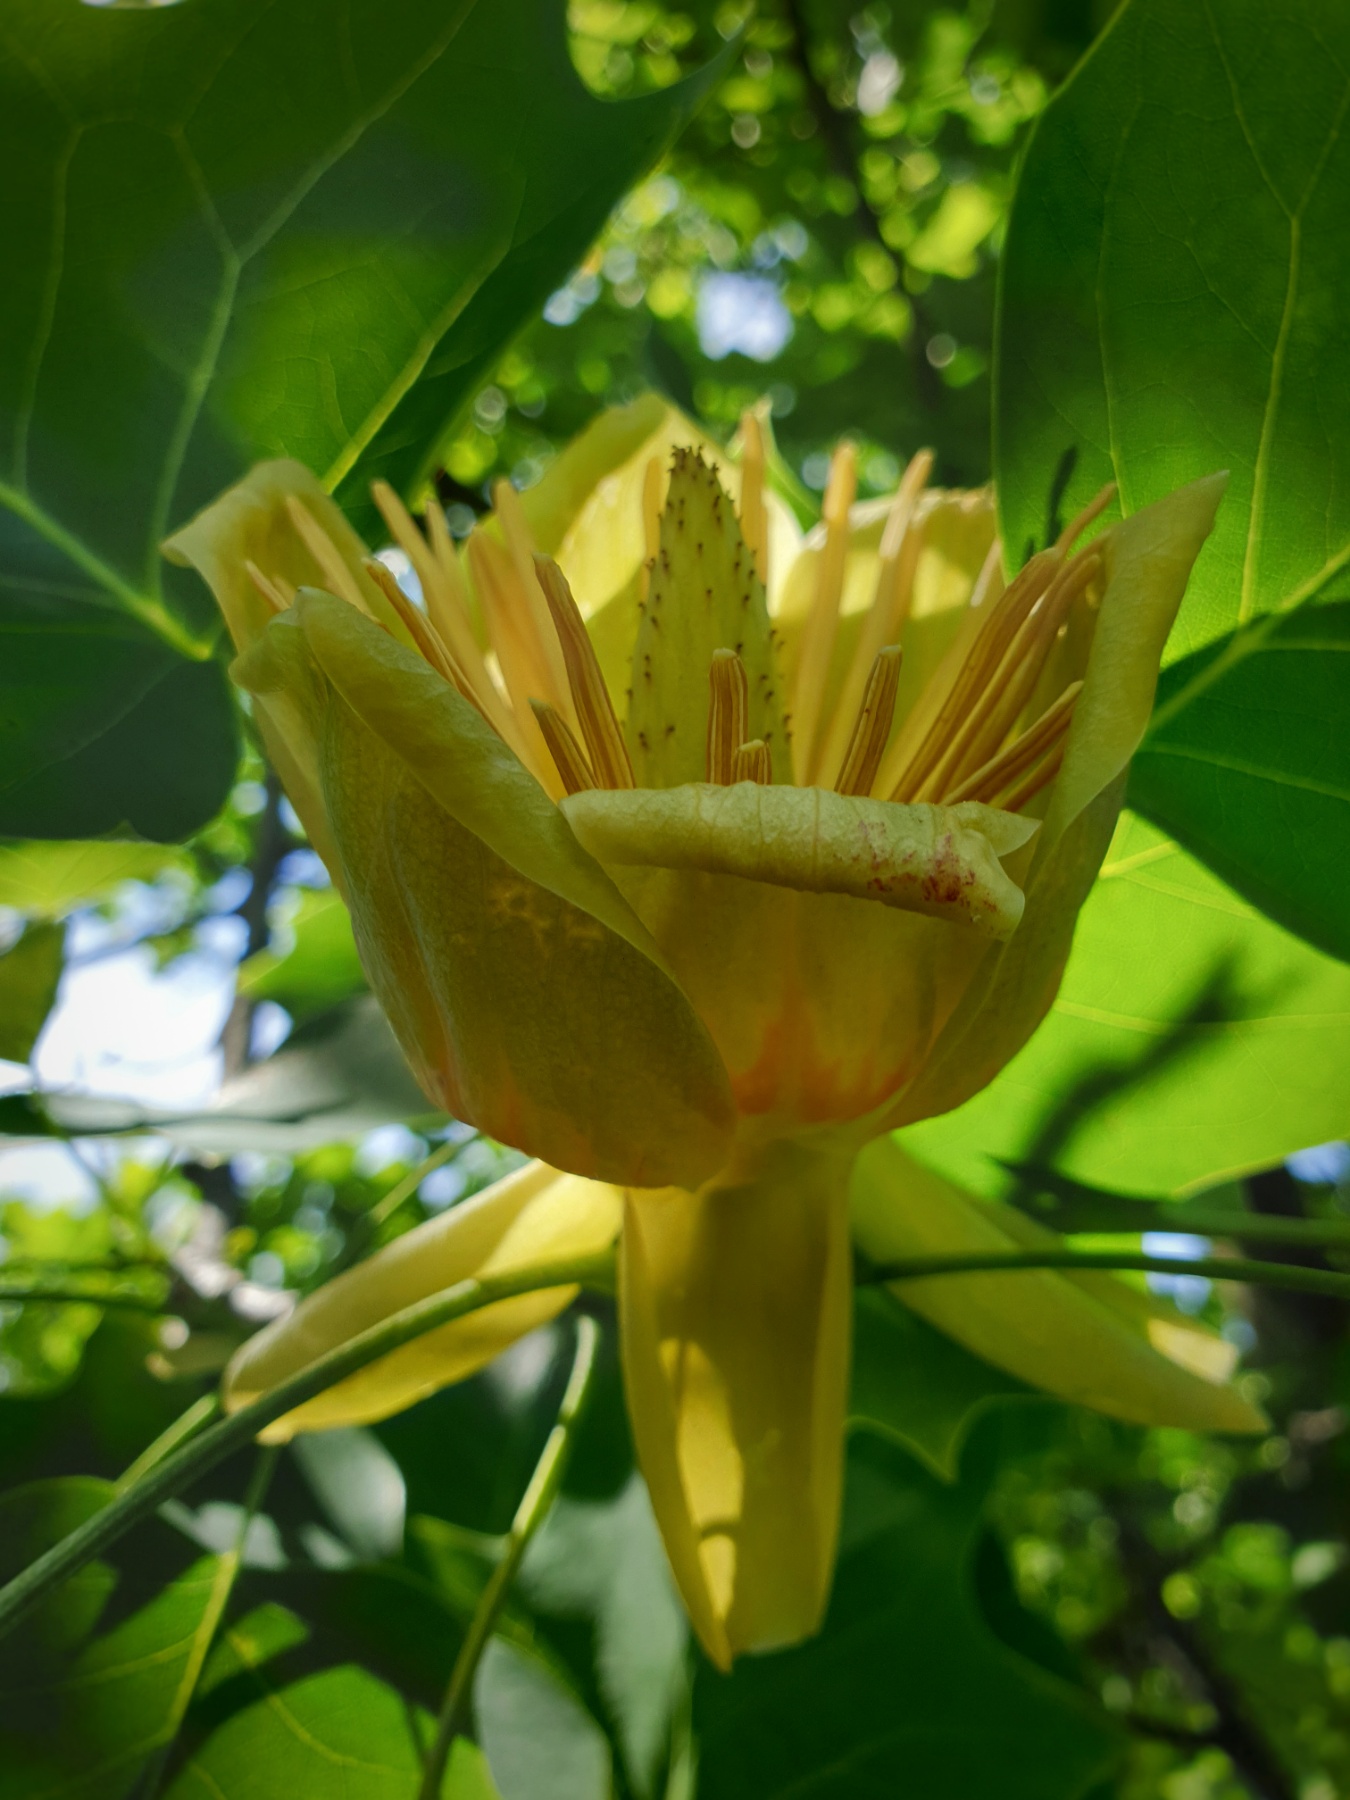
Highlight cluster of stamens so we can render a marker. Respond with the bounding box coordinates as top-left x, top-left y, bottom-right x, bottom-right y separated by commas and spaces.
248, 411, 1113, 820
